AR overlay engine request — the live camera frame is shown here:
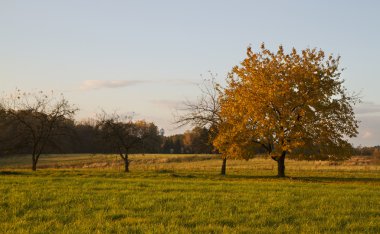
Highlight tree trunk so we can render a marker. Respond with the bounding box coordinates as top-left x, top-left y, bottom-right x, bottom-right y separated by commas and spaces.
32, 157, 37, 171
124, 155, 129, 172
221, 157, 227, 175
277, 151, 286, 177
